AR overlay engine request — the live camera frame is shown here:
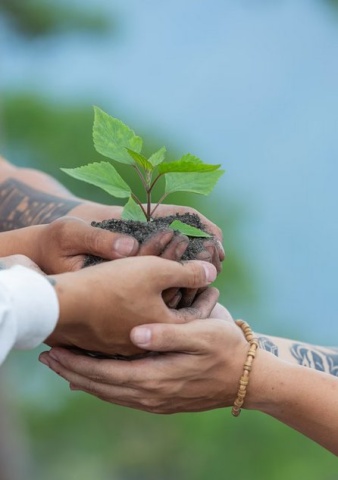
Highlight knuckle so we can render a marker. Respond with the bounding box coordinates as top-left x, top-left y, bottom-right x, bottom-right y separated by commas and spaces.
186, 262, 203, 288
142, 396, 163, 411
